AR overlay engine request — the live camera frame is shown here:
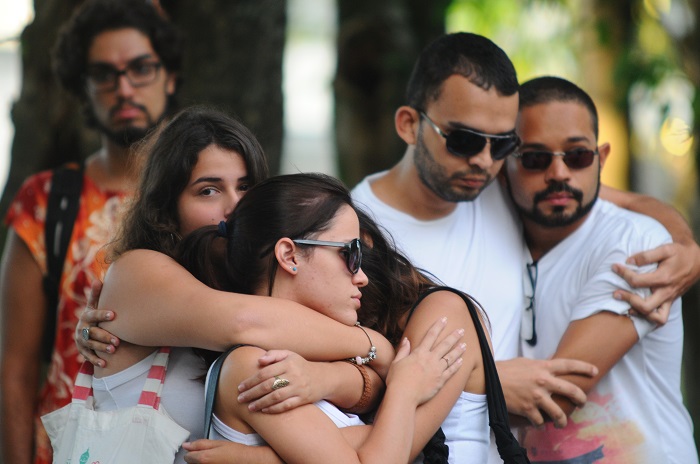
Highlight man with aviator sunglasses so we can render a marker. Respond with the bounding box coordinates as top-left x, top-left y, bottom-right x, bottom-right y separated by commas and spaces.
502, 76, 696, 462
352, 32, 700, 463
